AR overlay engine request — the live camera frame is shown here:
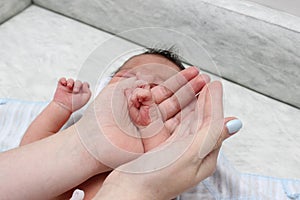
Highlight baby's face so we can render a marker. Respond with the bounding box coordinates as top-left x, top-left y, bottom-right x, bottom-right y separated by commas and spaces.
109, 54, 182, 86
